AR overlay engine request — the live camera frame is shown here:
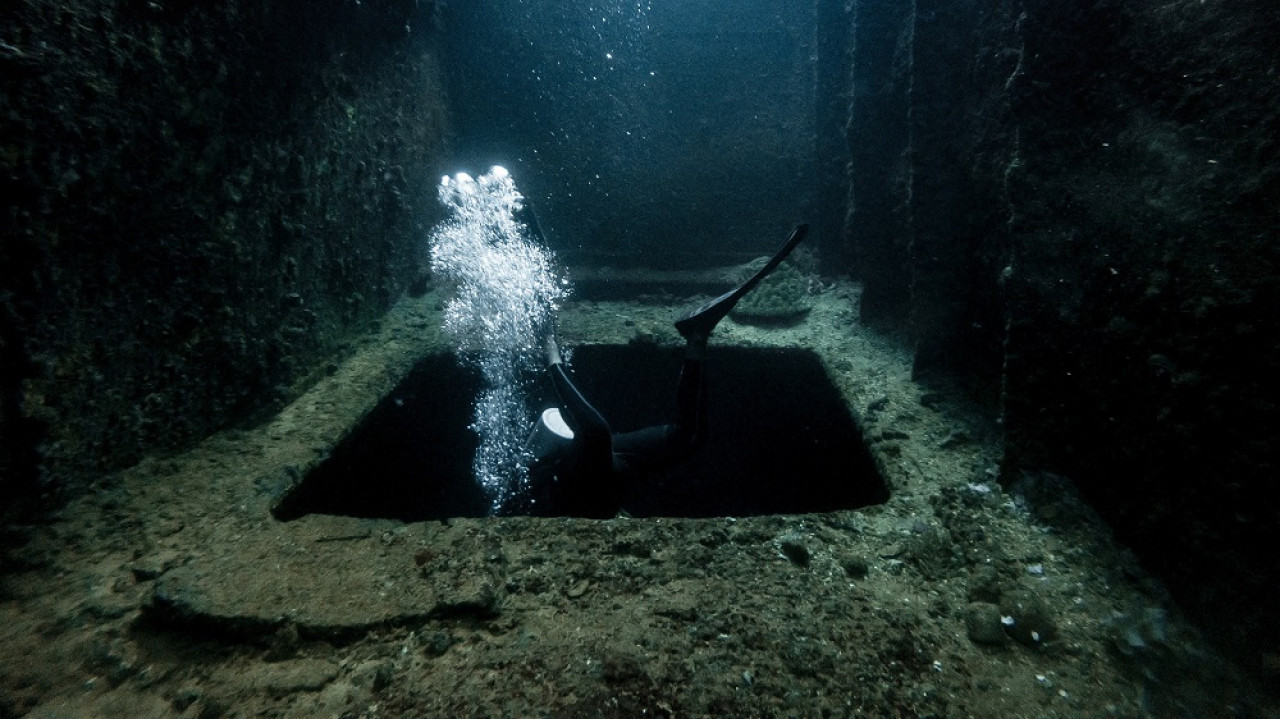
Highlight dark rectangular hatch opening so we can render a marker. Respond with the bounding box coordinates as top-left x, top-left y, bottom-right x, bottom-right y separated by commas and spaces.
273, 345, 888, 521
